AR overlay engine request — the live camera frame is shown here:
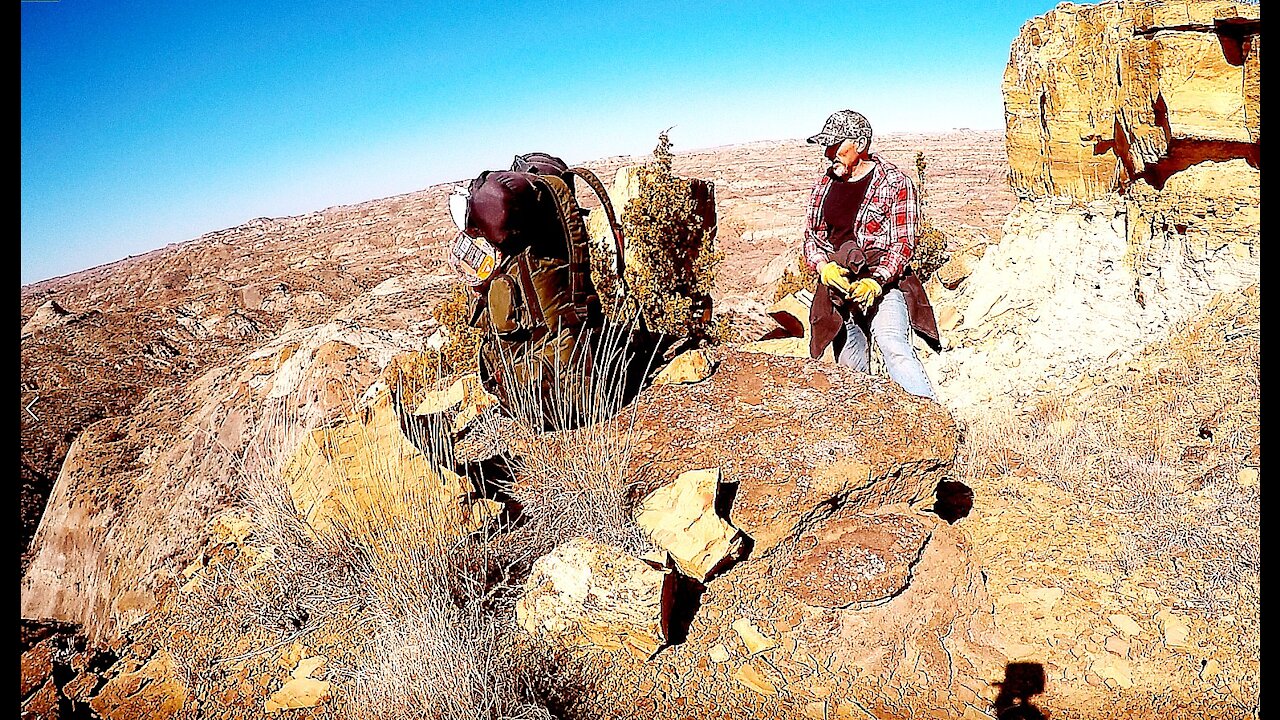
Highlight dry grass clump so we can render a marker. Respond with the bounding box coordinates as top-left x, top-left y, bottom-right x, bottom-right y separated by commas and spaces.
333, 588, 552, 720
472, 318, 658, 559
956, 288, 1259, 617
166, 370, 554, 719
169, 308, 662, 717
